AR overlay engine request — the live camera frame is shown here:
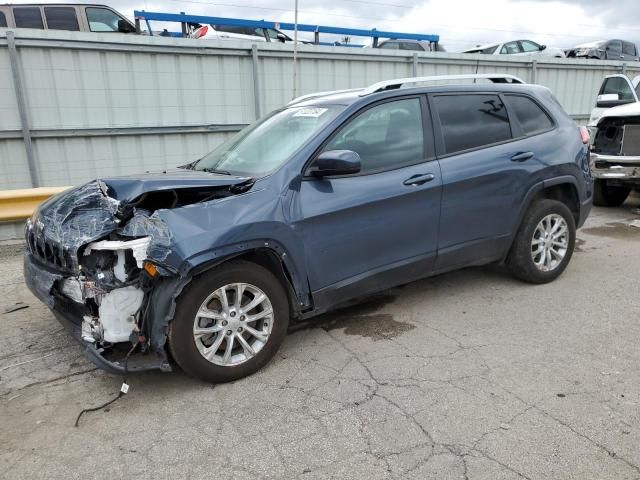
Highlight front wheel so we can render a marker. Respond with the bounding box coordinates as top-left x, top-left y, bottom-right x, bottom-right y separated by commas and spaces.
593, 179, 631, 207
506, 199, 576, 284
169, 260, 289, 383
